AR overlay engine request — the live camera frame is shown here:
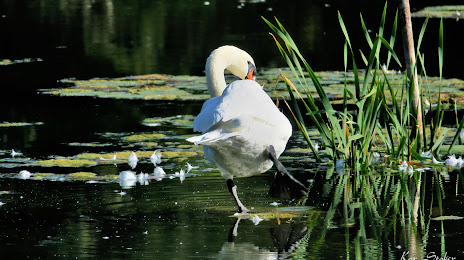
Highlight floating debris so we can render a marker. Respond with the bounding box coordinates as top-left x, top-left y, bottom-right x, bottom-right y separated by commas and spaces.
186, 162, 198, 173
398, 161, 409, 171
11, 149, 23, 157
175, 169, 186, 182
445, 154, 464, 167
119, 170, 137, 180
128, 152, 139, 169
119, 171, 137, 189
421, 151, 432, 158
137, 172, 149, 185
153, 167, 166, 181
150, 151, 162, 166
432, 156, 444, 164
252, 215, 264, 225
100, 153, 117, 161
408, 165, 414, 177
18, 170, 31, 179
